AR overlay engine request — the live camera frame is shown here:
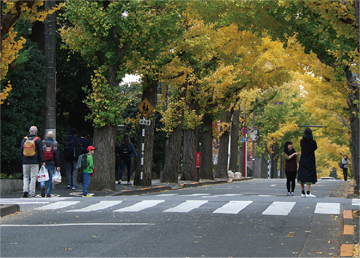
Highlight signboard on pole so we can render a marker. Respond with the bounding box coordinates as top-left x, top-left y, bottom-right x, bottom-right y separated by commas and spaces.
195, 152, 201, 169
137, 98, 154, 118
